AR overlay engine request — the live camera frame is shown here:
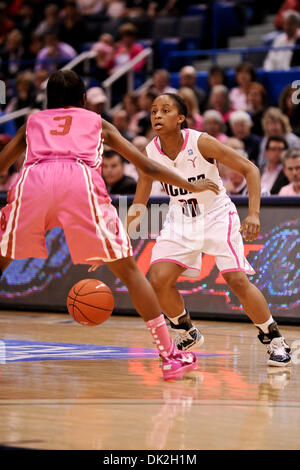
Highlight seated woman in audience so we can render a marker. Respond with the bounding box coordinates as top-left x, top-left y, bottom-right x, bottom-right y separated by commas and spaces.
123, 92, 145, 136
5, 71, 36, 128
279, 84, 300, 137
203, 65, 227, 110
229, 110, 261, 166
91, 33, 115, 83
202, 110, 228, 144
229, 62, 256, 111
217, 136, 246, 184
106, 23, 145, 75
177, 87, 203, 131
258, 107, 300, 169
246, 82, 269, 137
207, 85, 234, 125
